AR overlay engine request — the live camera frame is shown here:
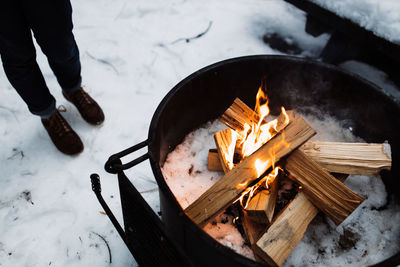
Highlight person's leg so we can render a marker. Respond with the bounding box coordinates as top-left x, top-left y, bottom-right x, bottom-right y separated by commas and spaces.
21, 0, 81, 95
0, 0, 56, 116
21, 0, 105, 125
